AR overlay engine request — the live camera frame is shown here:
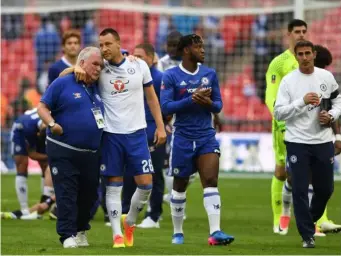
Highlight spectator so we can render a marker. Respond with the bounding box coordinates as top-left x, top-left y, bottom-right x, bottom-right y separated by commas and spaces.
34, 14, 61, 79
252, 13, 283, 102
